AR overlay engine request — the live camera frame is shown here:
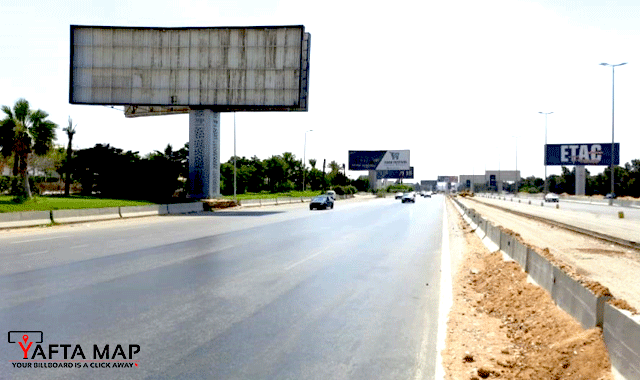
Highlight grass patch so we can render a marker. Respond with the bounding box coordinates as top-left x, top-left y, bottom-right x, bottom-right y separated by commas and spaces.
221, 190, 323, 200
0, 195, 154, 213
